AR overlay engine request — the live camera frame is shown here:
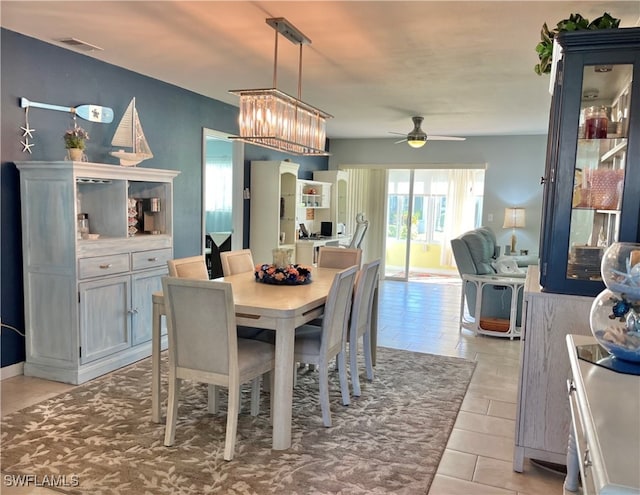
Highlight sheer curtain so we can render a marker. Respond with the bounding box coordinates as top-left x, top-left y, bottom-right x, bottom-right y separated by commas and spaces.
440, 169, 483, 266
343, 168, 386, 263
341, 166, 483, 269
